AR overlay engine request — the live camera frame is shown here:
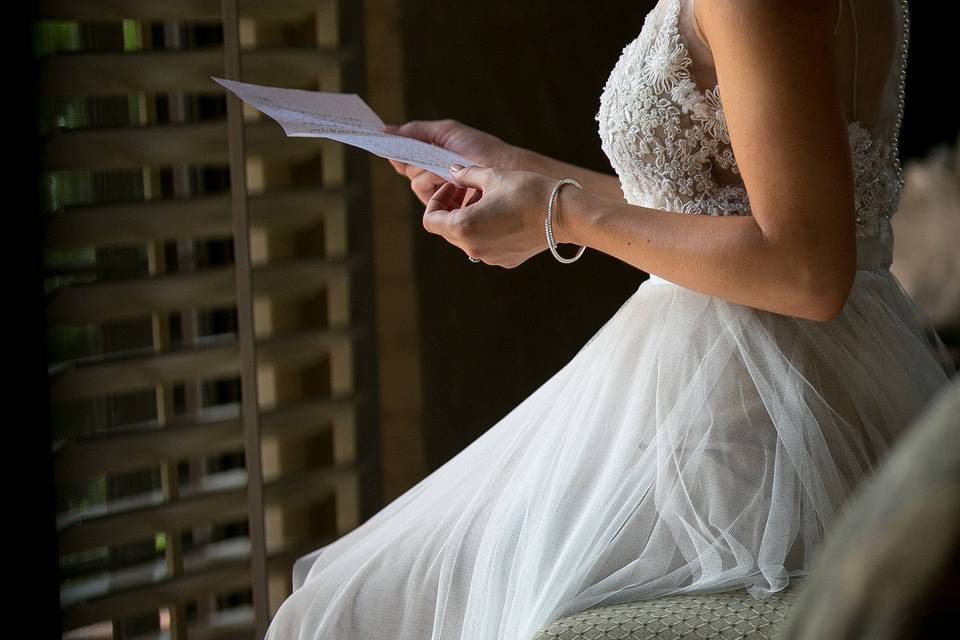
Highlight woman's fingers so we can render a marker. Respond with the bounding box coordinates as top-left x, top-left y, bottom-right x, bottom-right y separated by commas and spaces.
424, 182, 473, 242
463, 187, 482, 207
391, 120, 447, 146
384, 121, 474, 205
411, 171, 446, 205
425, 182, 463, 214
387, 155, 452, 206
